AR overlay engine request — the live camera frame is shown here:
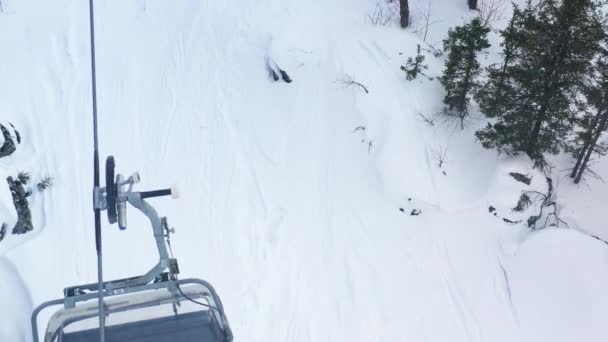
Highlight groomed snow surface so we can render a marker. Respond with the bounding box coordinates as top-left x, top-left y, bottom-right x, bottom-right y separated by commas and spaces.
0, 0, 607, 341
